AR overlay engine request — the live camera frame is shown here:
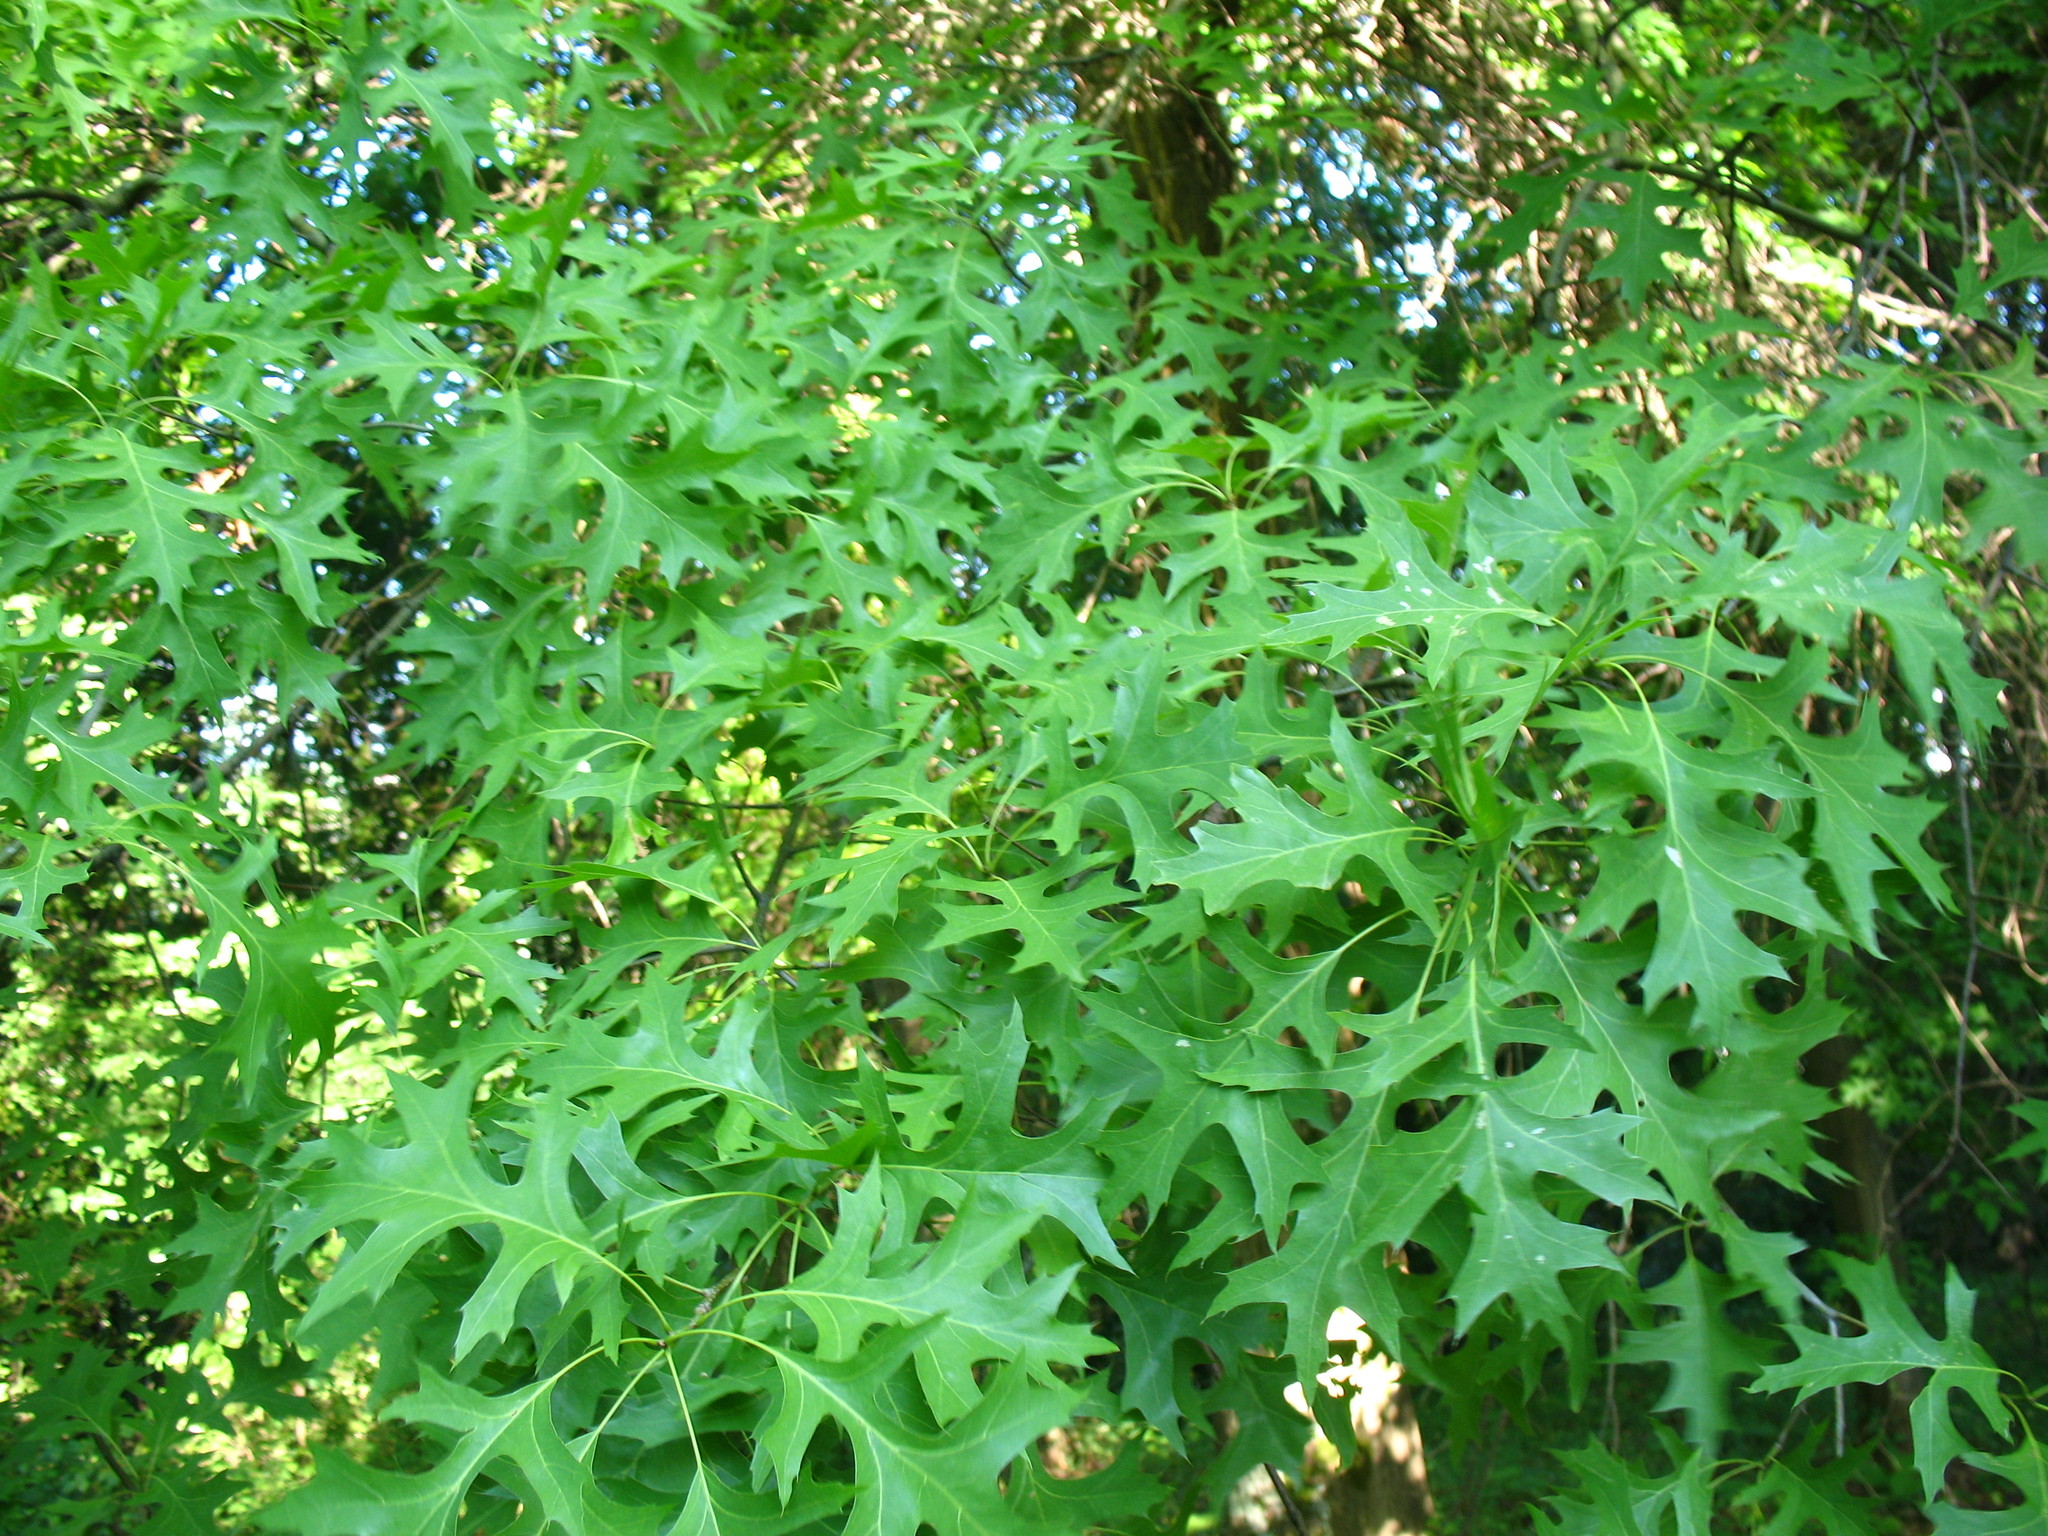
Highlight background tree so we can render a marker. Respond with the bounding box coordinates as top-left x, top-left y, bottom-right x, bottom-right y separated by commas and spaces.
2, 2, 2046, 1533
